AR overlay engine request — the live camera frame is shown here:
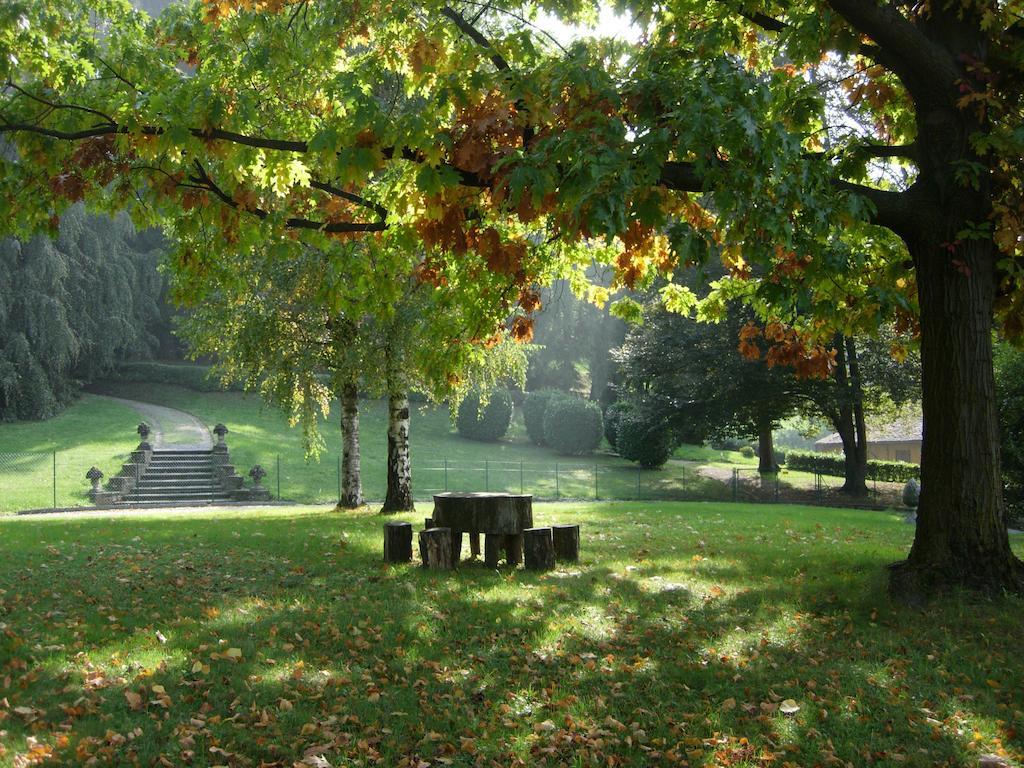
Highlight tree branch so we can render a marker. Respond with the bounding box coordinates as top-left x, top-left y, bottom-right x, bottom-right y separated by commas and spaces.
188, 160, 387, 234
440, 5, 511, 72
824, 0, 959, 96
